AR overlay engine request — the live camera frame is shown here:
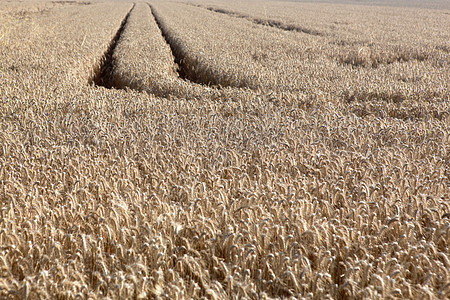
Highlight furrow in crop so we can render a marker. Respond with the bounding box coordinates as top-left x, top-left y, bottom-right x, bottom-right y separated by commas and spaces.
149, 3, 232, 87
101, 2, 179, 94
147, 3, 188, 82
193, 4, 324, 37
90, 3, 135, 88
94, 2, 253, 100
